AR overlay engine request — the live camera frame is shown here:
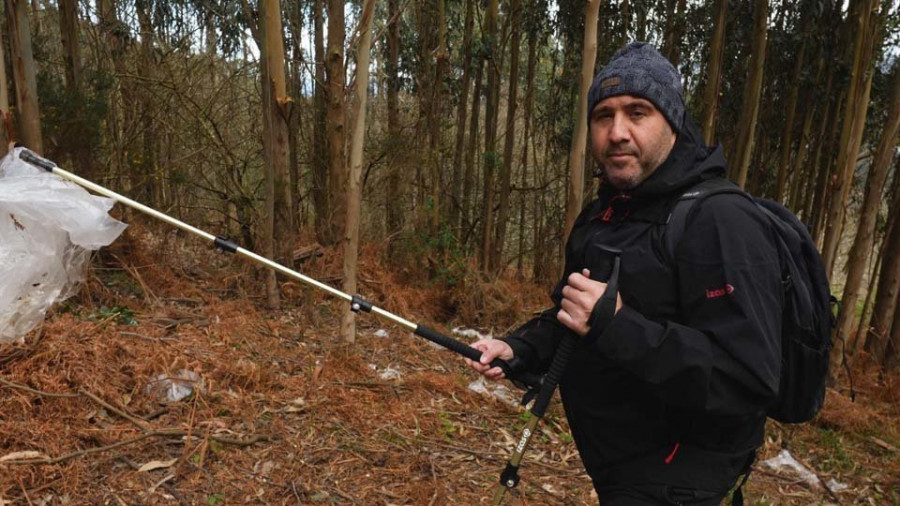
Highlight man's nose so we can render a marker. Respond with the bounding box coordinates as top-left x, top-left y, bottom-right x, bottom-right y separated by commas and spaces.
608, 114, 630, 143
